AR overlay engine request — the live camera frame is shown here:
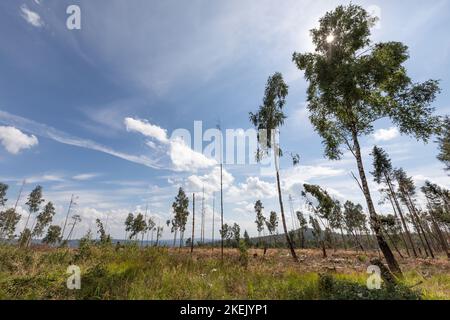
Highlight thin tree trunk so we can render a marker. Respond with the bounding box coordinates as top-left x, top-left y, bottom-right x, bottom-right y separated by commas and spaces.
405, 201, 429, 257
406, 194, 434, 258
387, 193, 410, 257
385, 175, 417, 257
340, 227, 347, 250
274, 150, 298, 262
426, 198, 450, 259
352, 231, 365, 251
173, 229, 177, 248
352, 132, 402, 277
61, 195, 74, 243
191, 193, 195, 254
382, 227, 404, 259
220, 163, 224, 261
